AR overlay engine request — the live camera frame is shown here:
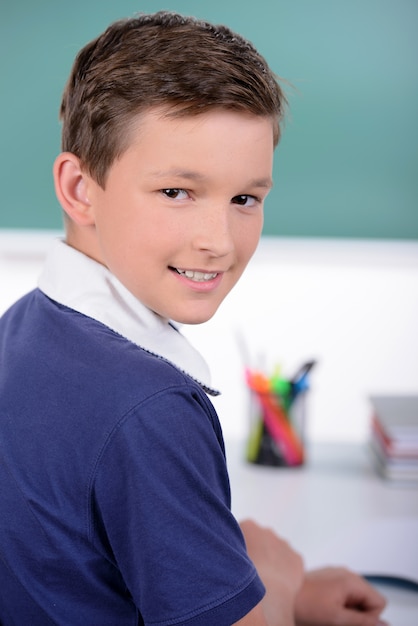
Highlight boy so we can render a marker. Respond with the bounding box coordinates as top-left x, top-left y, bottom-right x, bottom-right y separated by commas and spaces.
0, 11, 386, 626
